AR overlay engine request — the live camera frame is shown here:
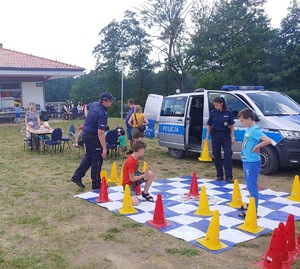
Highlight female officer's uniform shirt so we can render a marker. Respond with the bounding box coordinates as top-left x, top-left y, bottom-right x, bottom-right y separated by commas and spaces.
207, 109, 235, 133
241, 124, 264, 162
83, 102, 108, 135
